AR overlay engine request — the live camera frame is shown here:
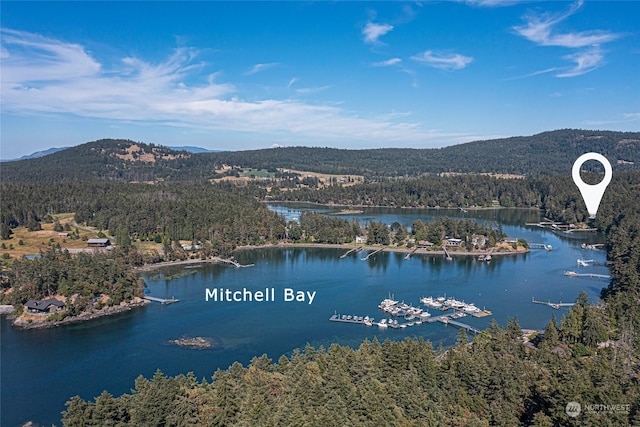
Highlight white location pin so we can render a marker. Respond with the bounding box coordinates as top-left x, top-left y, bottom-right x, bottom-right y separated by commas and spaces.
572, 152, 612, 219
